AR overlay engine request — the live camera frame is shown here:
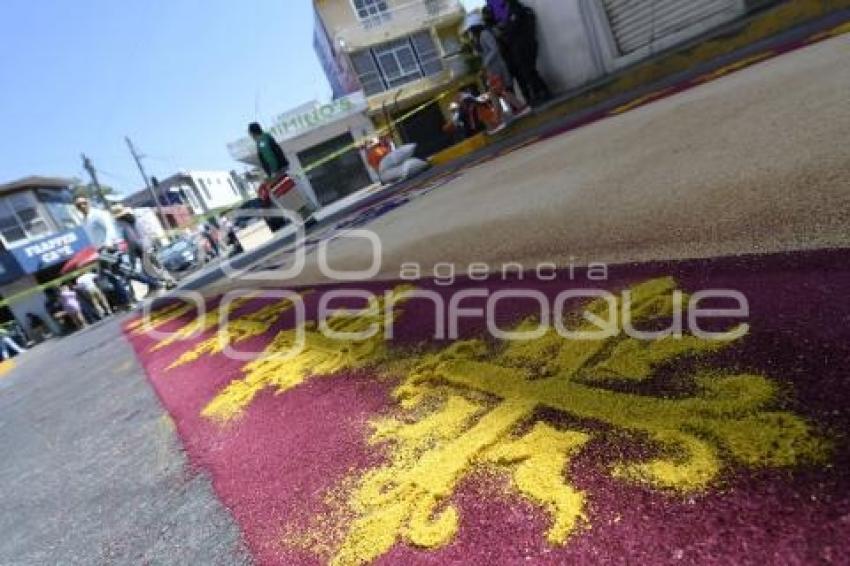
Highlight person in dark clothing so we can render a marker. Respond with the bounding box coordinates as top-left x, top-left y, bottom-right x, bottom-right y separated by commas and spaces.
45, 288, 74, 334
113, 206, 146, 260
249, 123, 289, 178
96, 267, 132, 310
112, 206, 172, 290
26, 313, 51, 343
490, 0, 551, 106
201, 223, 221, 258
